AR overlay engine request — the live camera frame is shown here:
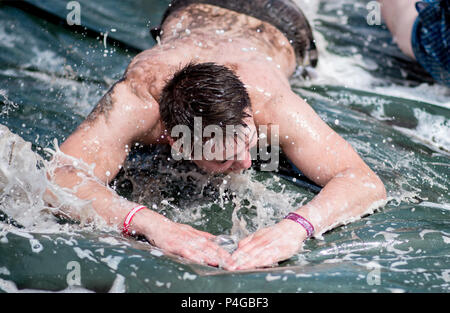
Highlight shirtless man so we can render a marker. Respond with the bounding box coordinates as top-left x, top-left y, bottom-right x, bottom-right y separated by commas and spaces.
50, 0, 386, 270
